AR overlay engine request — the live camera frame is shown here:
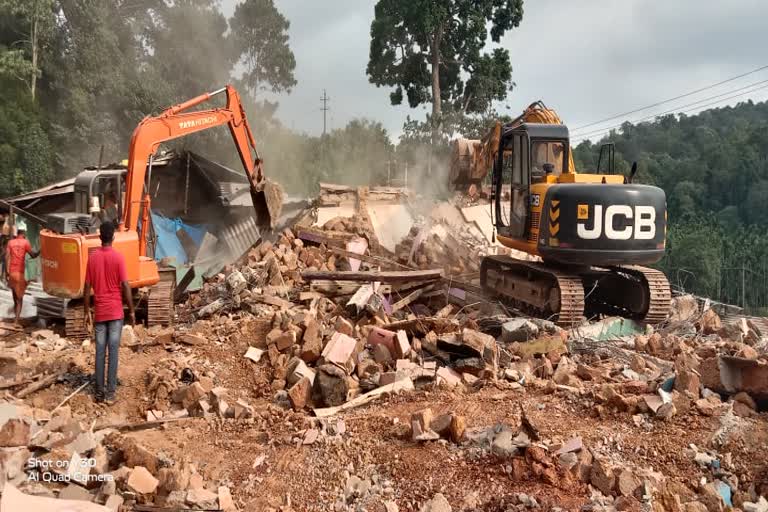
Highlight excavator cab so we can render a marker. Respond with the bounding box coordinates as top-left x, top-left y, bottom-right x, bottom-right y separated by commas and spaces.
494, 123, 570, 242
